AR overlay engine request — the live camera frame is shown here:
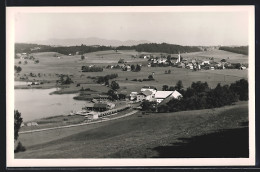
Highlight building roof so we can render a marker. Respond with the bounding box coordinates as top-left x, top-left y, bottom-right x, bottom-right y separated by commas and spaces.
84, 103, 95, 108
142, 90, 153, 96
137, 92, 146, 96
94, 103, 108, 108
93, 95, 109, 99
155, 91, 173, 99
171, 90, 183, 99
